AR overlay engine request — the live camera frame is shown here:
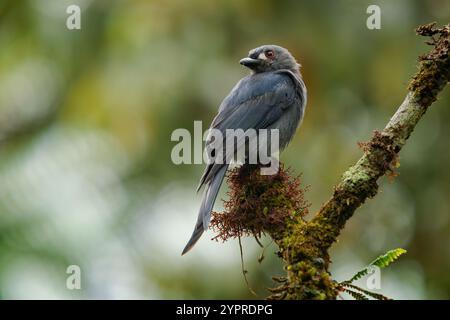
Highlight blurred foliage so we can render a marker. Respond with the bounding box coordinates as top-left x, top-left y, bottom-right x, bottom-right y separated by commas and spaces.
0, 0, 449, 299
